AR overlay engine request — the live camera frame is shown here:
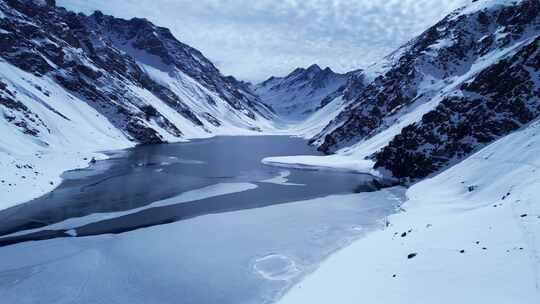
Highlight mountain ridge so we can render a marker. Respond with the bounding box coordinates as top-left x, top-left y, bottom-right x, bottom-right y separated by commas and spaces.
0, 0, 273, 148
253, 64, 349, 121
307, 0, 540, 181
